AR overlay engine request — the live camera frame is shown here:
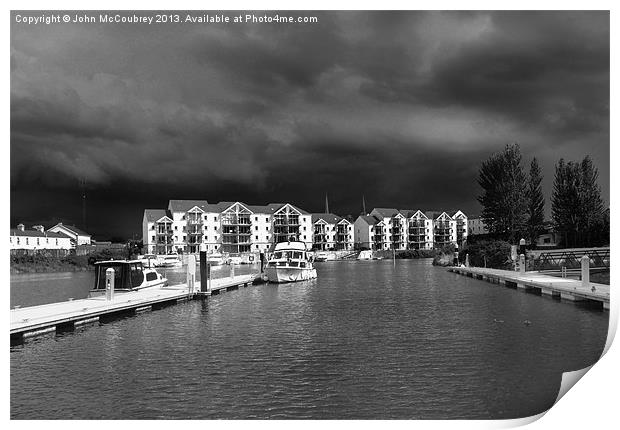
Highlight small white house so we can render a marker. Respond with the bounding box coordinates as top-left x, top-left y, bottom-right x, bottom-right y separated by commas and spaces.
47, 223, 92, 246
10, 224, 73, 250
